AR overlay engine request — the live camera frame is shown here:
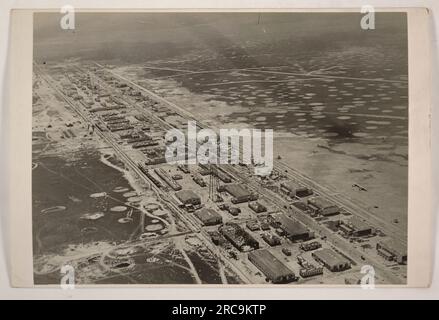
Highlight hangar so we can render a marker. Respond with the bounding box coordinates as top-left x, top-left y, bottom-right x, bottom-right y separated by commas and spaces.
248, 249, 296, 283
312, 248, 351, 272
